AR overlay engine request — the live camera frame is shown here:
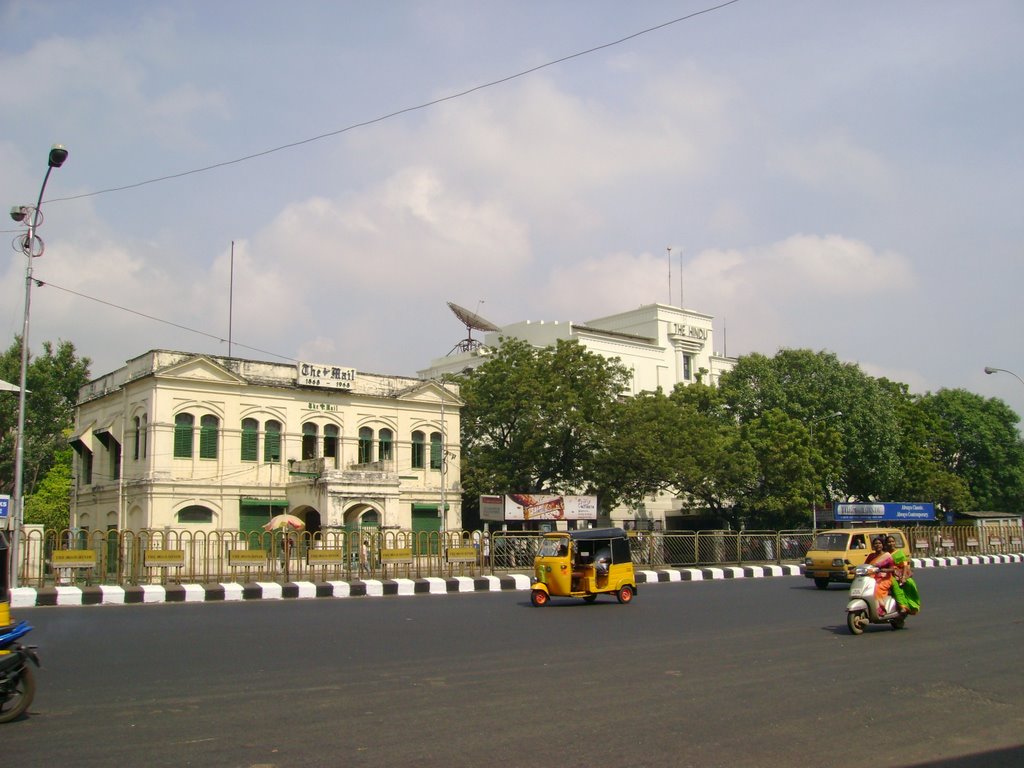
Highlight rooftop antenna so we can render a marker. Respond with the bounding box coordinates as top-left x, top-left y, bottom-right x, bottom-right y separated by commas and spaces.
667, 247, 672, 306
679, 248, 684, 310
228, 241, 235, 357
446, 301, 501, 355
